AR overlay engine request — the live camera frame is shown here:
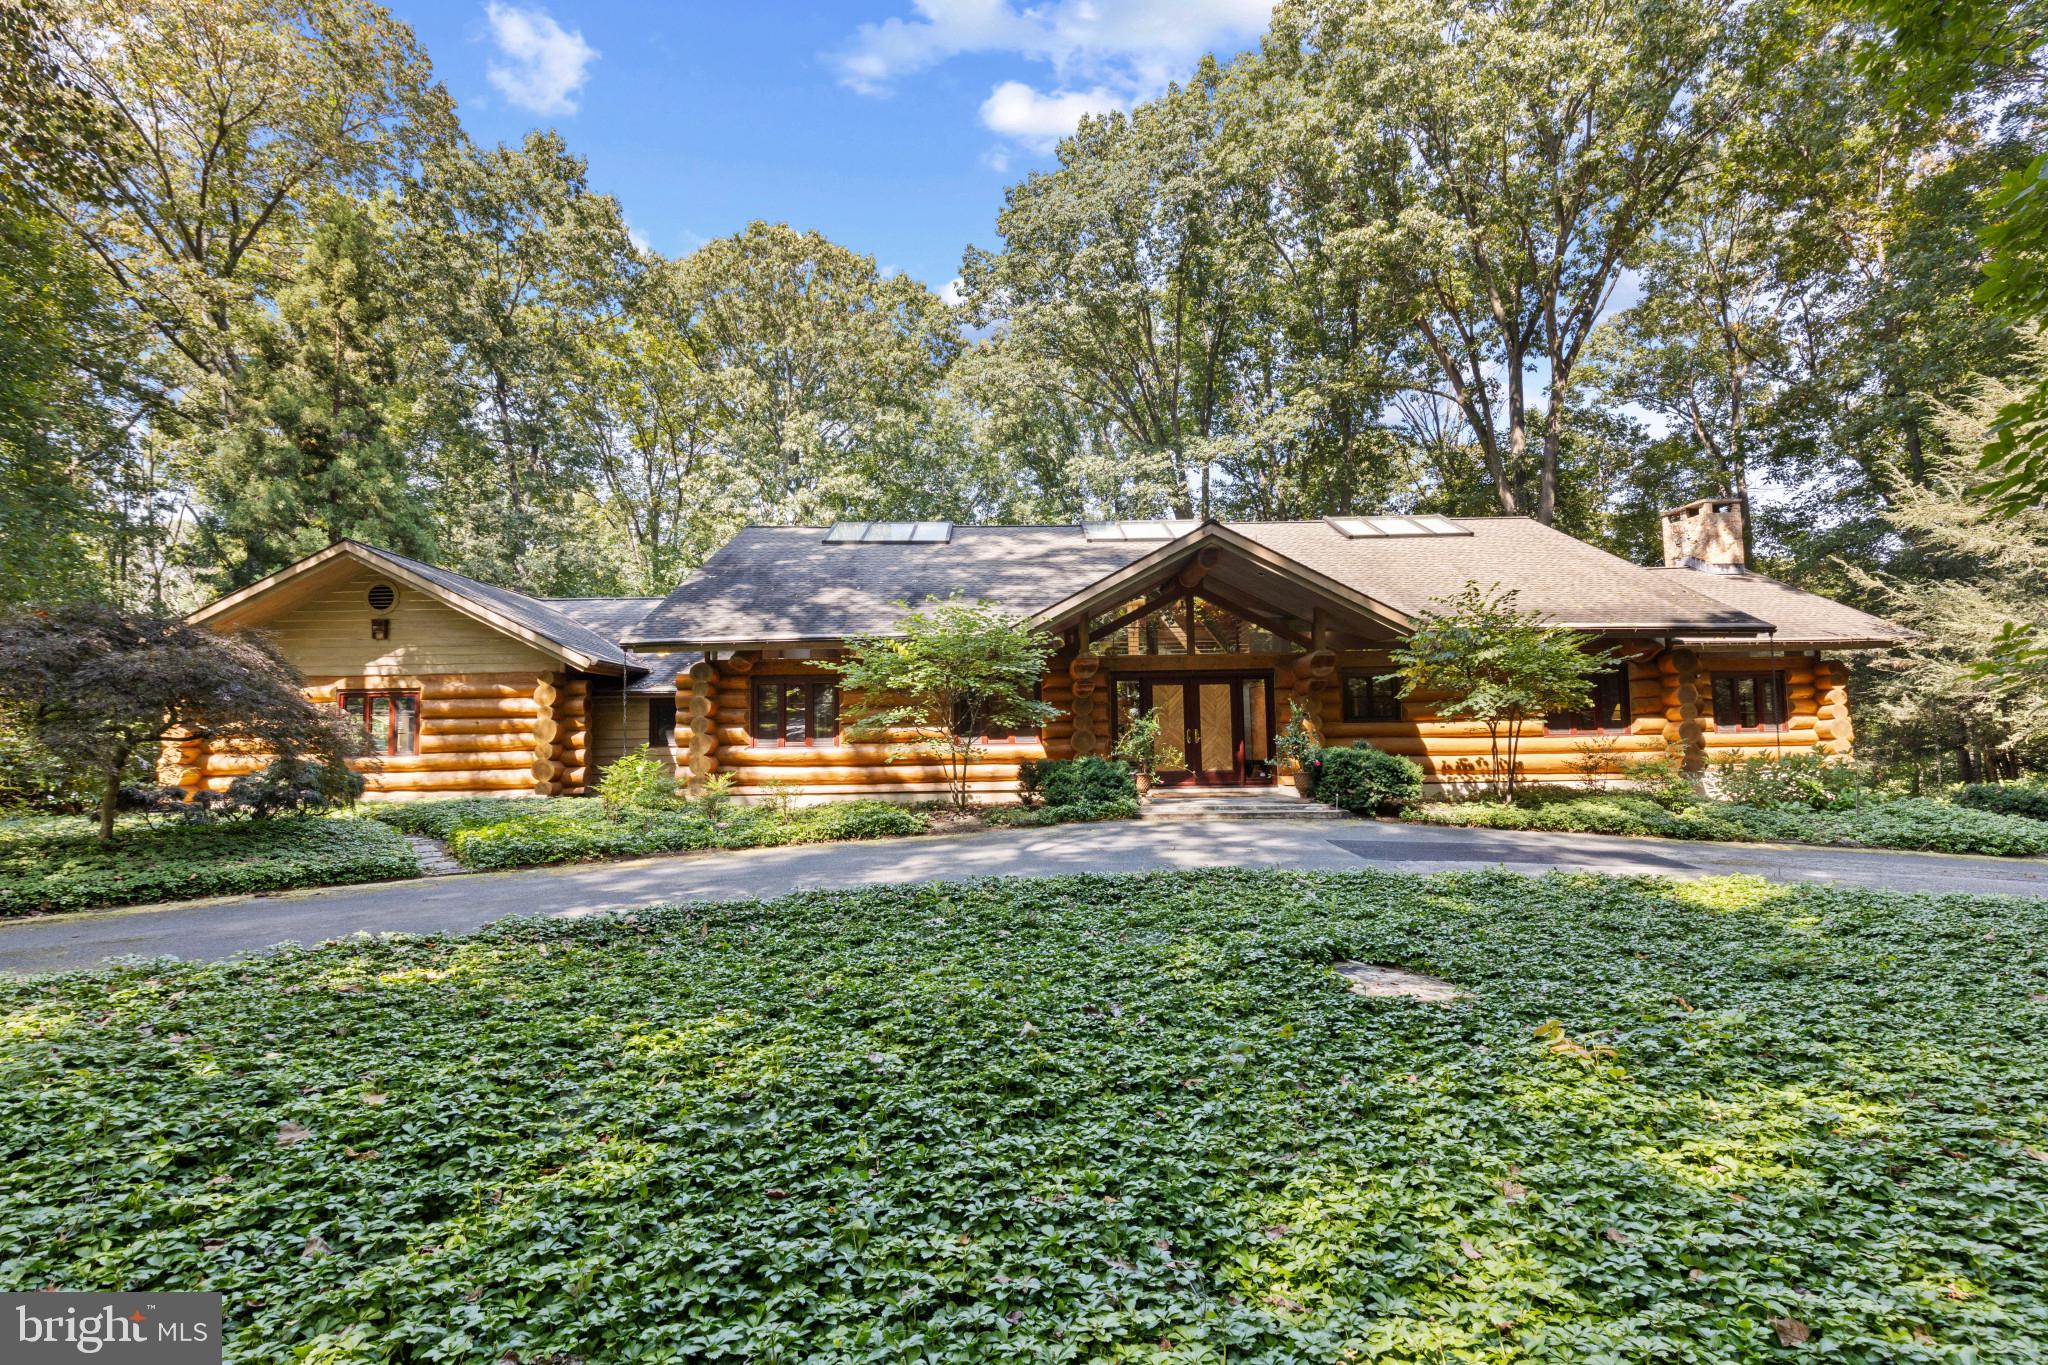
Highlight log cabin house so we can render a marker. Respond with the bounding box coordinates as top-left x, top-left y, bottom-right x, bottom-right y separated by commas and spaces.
177, 498, 1907, 802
